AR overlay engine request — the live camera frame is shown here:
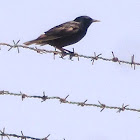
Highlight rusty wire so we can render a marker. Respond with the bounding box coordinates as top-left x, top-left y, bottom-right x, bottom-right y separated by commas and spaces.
0, 90, 140, 113
0, 128, 50, 140
0, 41, 139, 69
